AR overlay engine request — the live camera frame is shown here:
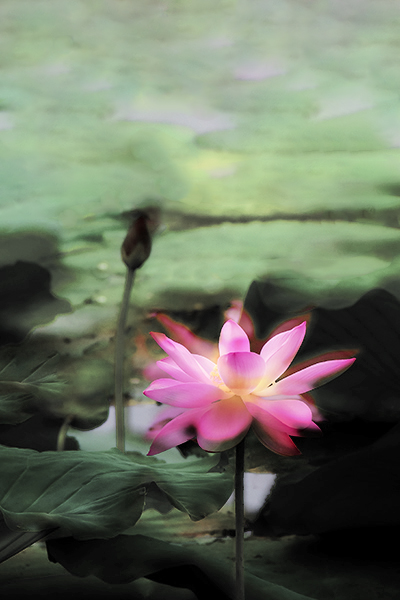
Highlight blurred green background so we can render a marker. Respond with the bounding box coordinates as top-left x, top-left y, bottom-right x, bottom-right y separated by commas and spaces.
1, 0, 400, 339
